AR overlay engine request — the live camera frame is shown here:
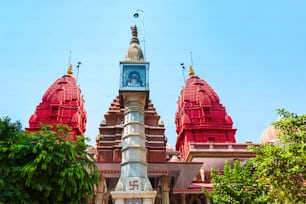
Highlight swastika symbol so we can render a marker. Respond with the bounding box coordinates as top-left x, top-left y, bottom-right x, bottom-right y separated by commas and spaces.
129, 180, 139, 190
